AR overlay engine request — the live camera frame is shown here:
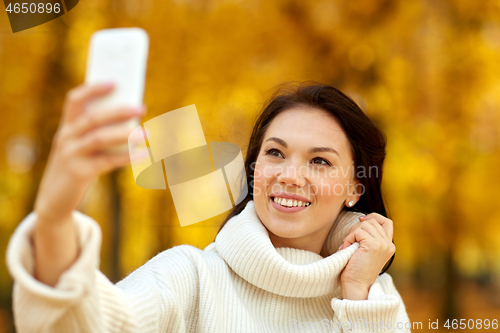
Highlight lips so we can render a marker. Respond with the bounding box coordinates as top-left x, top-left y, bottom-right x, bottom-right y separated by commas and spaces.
270, 192, 311, 203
